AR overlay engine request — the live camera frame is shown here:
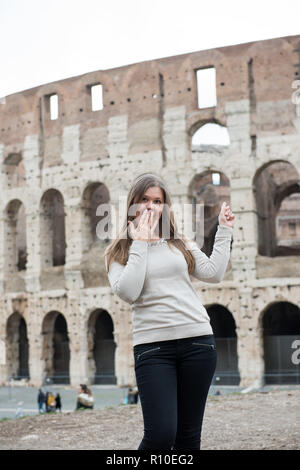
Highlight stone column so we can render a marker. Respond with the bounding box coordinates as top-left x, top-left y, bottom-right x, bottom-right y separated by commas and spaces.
68, 294, 88, 386
64, 198, 84, 290
229, 178, 265, 386
23, 134, 42, 293
107, 115, 129, 160
61, 125, 80, 166
163, 105, 189, 168
230, 179, 258, 283
27, 332, 44, 387
23, 134, 41, 187
24, 206, 42, 293
0, 307, 7, 385
27, 305, 45, 386
236, 287, 264, 388
0, 212, 5, 295
111, 297, 134, 387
